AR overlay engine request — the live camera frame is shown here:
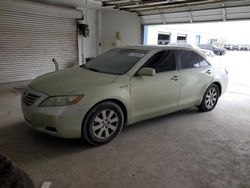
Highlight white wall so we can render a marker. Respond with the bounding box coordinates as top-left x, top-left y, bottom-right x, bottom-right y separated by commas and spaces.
101, 9, 141, 52
77, 8, 142, 63
83, 8, 97, 59
77, 8, 97, 64
145, 25, 202, 46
